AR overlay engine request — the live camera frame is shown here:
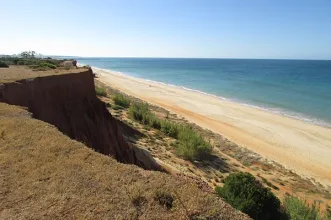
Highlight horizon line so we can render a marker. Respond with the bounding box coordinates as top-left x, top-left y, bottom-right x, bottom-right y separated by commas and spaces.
50, 55, 331, 61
